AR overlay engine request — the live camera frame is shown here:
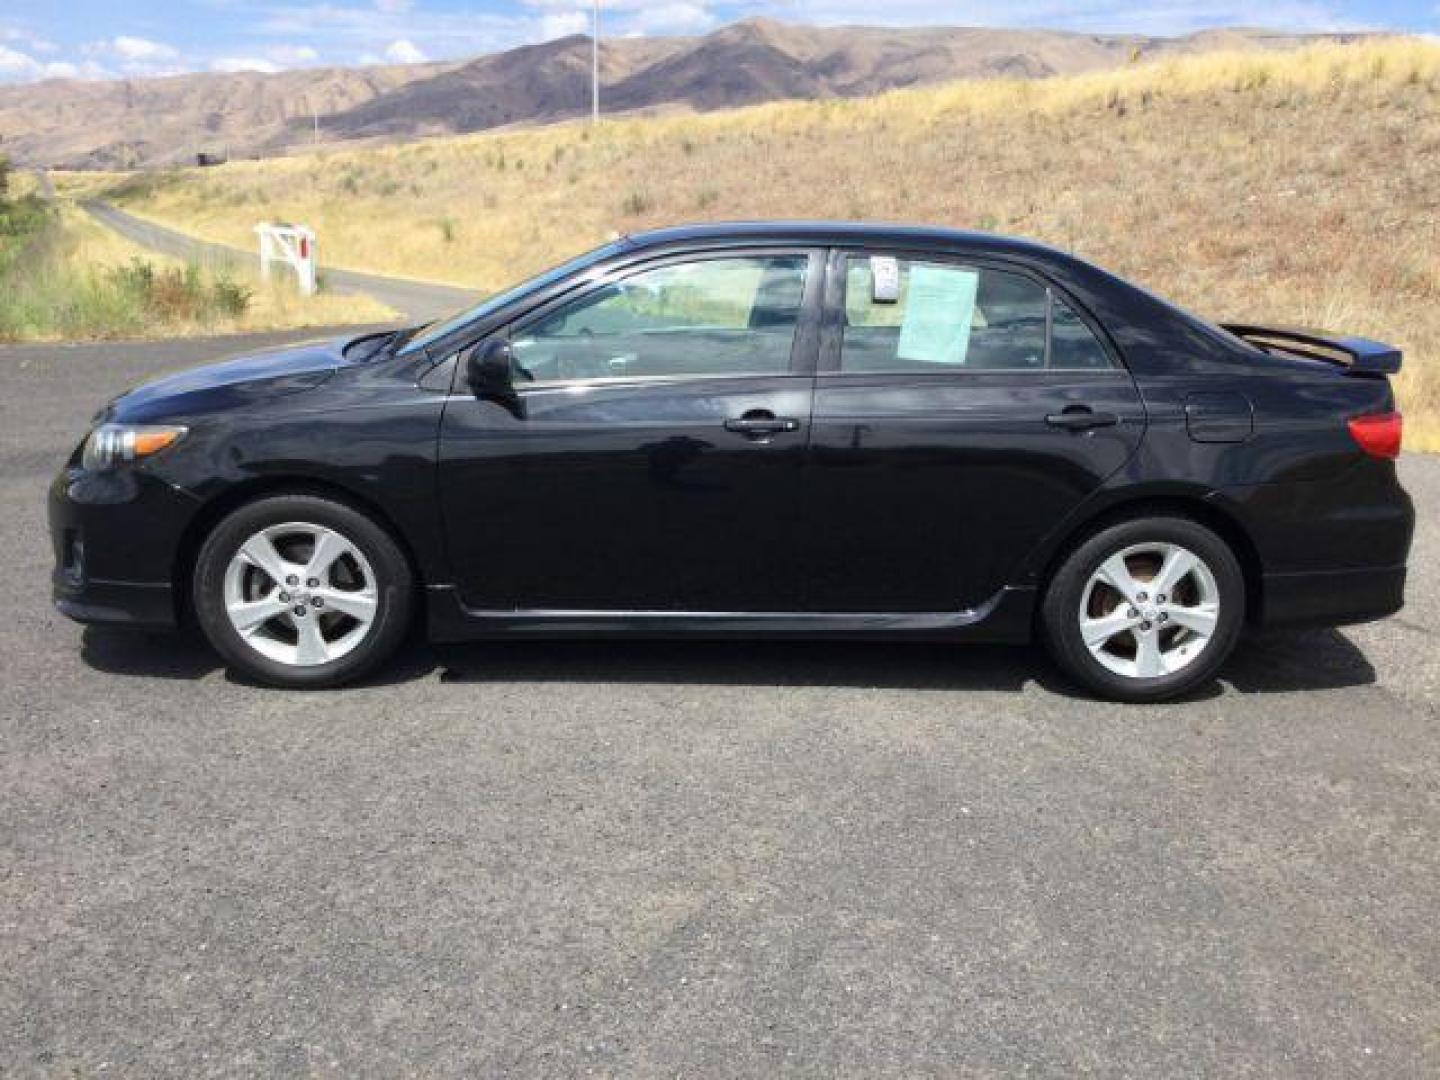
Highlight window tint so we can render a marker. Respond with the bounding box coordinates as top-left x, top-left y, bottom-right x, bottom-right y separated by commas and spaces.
511, 256, 808, 382
1050, 295, 1113, 369
842, 257, 1047, 372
